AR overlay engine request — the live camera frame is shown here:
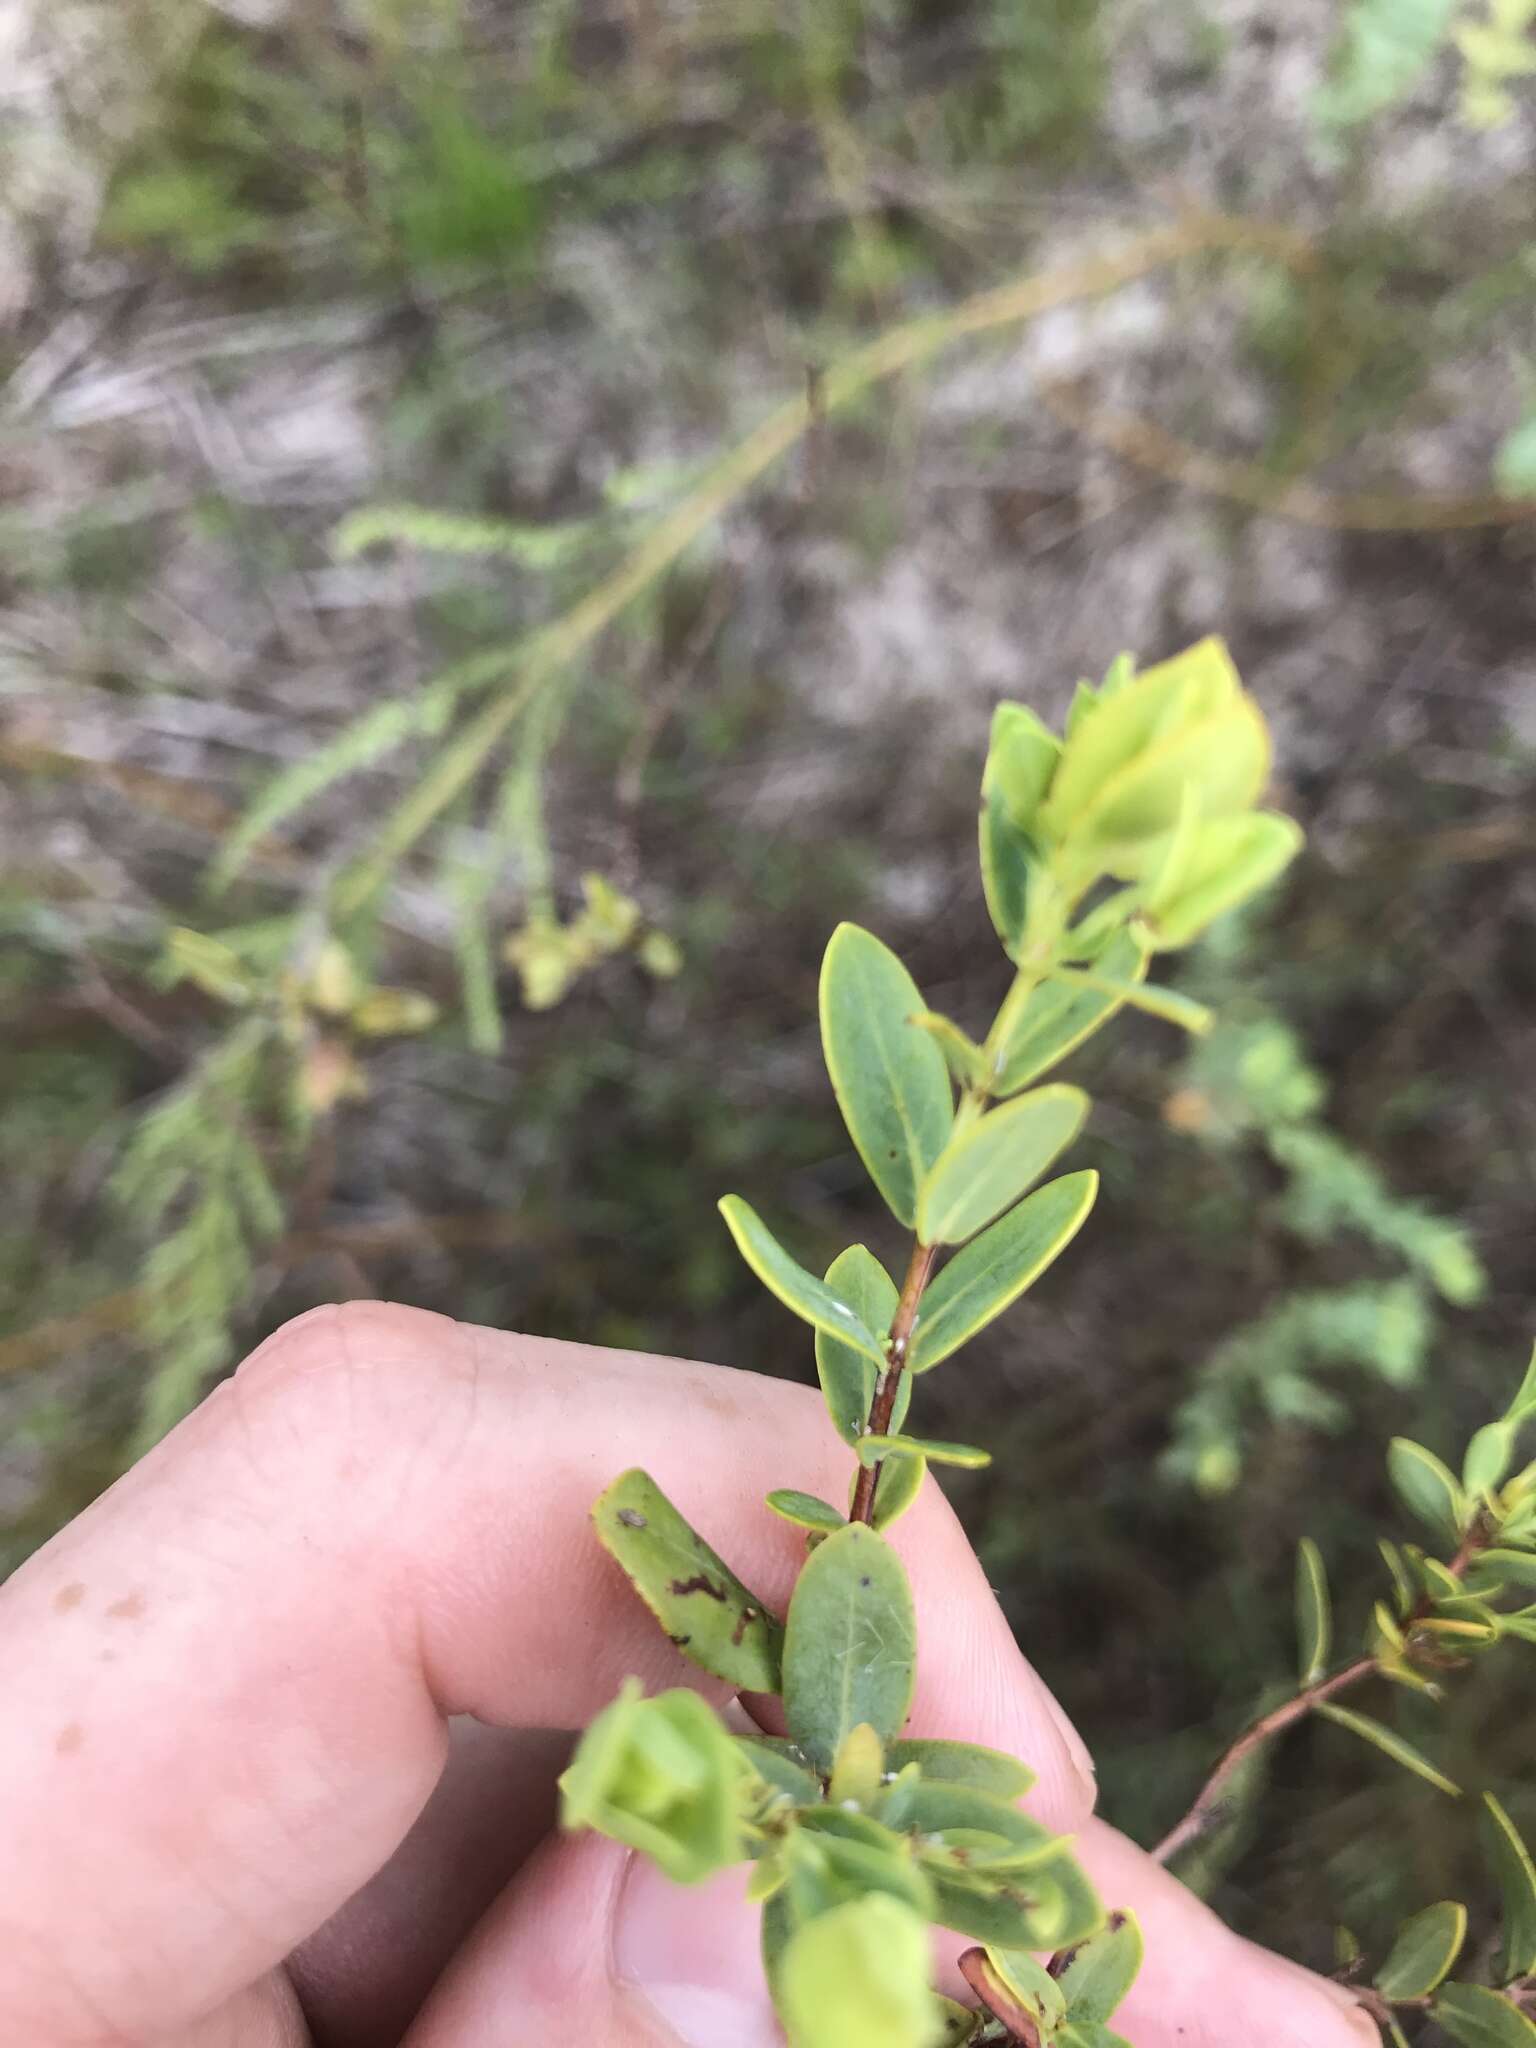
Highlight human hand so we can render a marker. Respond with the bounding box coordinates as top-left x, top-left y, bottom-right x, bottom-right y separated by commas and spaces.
0, 1302, 1376, 2046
